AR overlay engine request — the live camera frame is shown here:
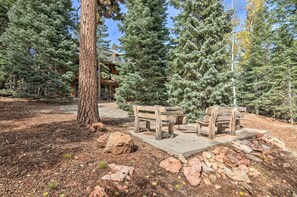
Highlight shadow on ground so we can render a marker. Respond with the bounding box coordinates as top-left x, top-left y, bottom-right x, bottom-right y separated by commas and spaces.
0, 120, 96, 178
